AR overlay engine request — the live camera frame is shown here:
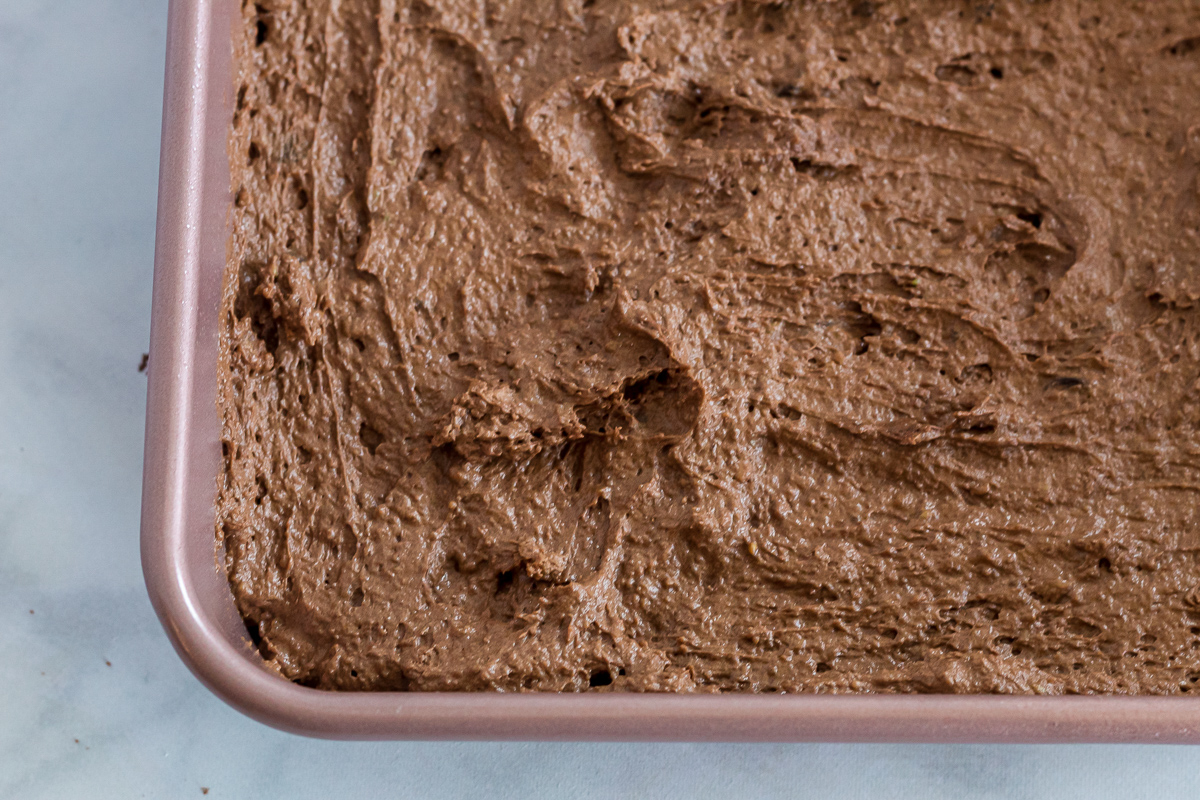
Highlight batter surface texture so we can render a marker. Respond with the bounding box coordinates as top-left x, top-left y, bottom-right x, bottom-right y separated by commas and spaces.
220, 0, 1200, 692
